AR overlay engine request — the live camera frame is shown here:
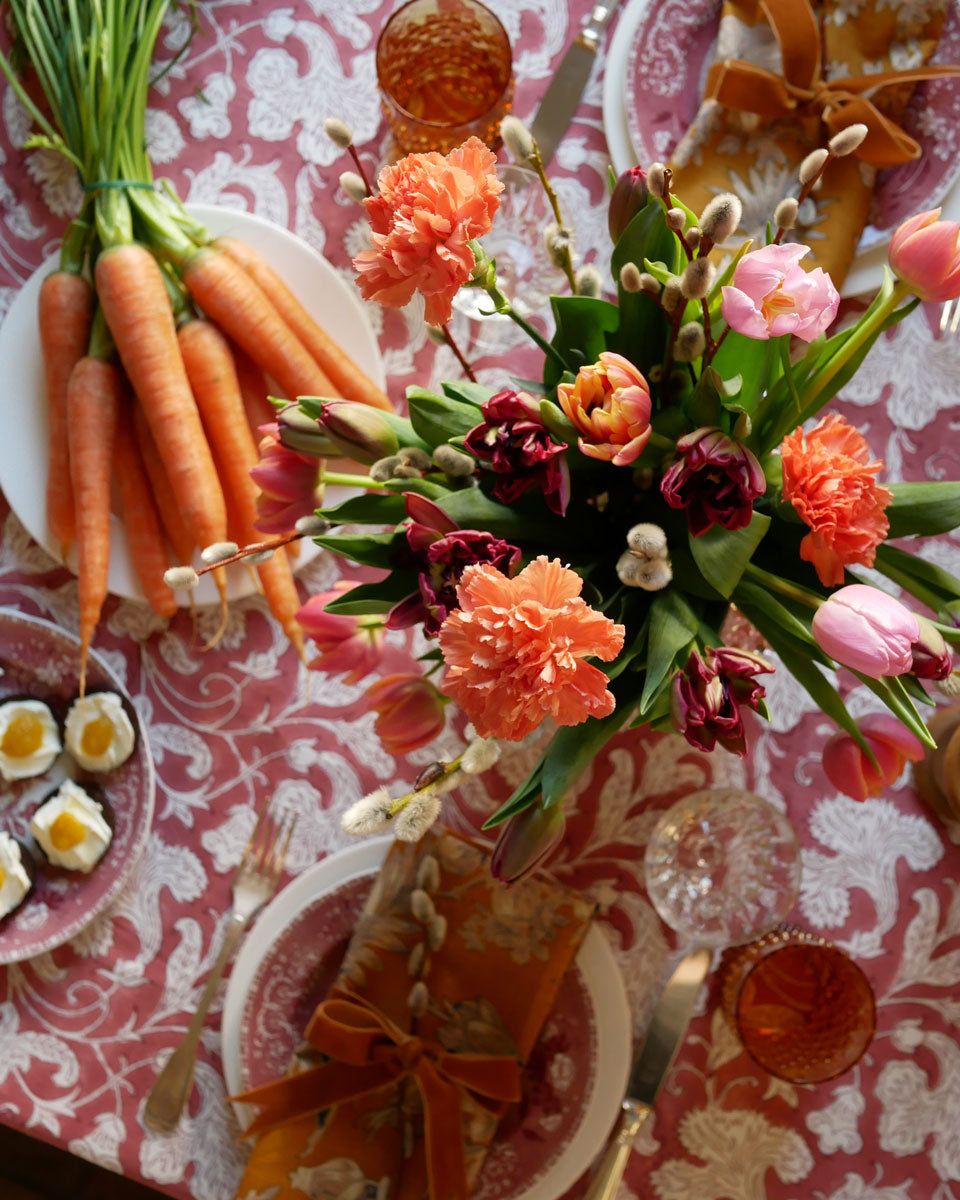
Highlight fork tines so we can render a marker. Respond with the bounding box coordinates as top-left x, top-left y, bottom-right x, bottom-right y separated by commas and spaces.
940, 298, 960, 335
237, 798, 297, 885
